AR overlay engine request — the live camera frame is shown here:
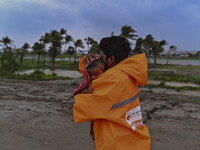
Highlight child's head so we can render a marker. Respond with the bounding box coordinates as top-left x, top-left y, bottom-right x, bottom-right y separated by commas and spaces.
87, 58, 105, 82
